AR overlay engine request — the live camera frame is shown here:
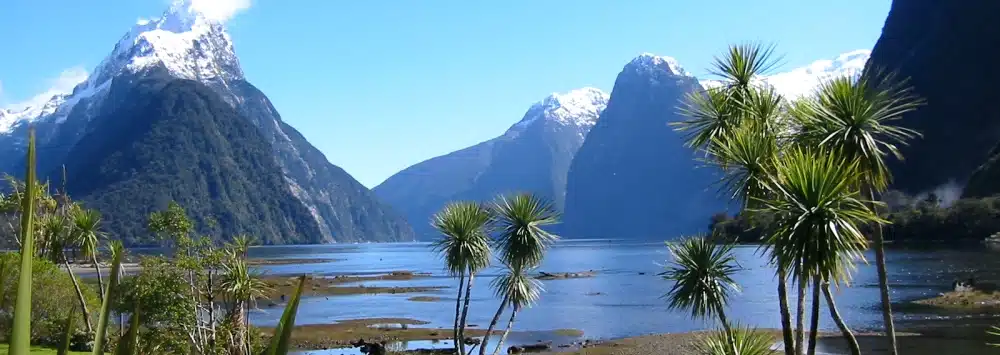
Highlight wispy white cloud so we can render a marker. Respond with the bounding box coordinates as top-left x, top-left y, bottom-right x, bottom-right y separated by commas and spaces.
5, 66, 89, 111
137, 17, 151, 25
185, 0, 251, 23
